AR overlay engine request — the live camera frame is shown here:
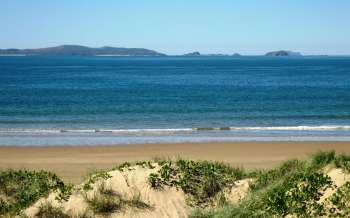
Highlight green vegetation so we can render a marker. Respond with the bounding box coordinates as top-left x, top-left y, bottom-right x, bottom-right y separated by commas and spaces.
86, 183, 151, 216
56, 184, 74, 202
116, 162, 131, 171
35, 203, 69, 218
190, 151, 350, 218
148, 159, 244, 206
248, 159, 305, 191
2, 151, 350, 218
327, 181, 350, 217
82, 171, 112, 192
0, 169, 71, 216
86, 184, 121, 215
115, 160, 156, 171
135, 161, 156, 169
